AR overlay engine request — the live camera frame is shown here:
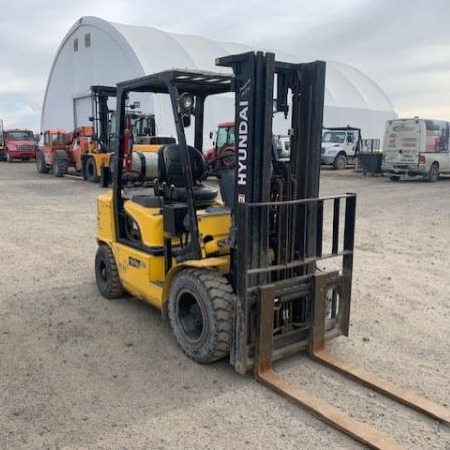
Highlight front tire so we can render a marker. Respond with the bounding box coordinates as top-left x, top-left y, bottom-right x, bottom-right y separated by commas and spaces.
168, 269, 235, 364
95, 245, 124, 299
389, 175, 400, 182
36, 150, 49, 173
52, 151, 68, 177
333, 154, 347, 170
86, 157, 100, 183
